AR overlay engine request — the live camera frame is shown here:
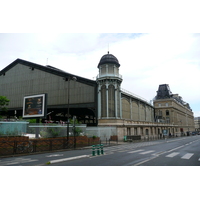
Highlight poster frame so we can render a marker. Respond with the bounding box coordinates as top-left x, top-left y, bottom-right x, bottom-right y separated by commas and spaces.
22, 93, 47, 119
